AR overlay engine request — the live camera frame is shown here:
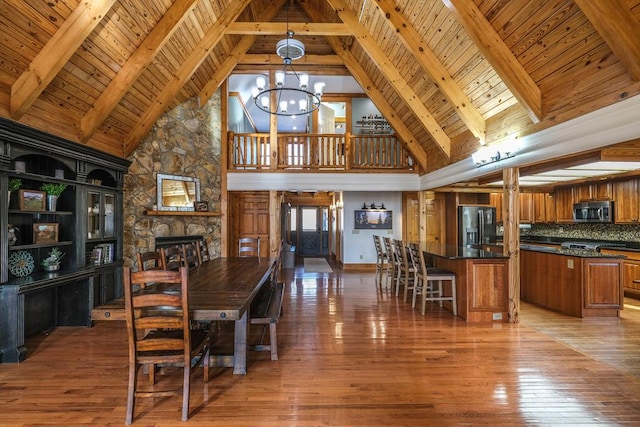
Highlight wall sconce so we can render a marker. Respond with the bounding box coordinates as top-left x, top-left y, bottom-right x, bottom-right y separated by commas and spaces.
472, 140, 521, 167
